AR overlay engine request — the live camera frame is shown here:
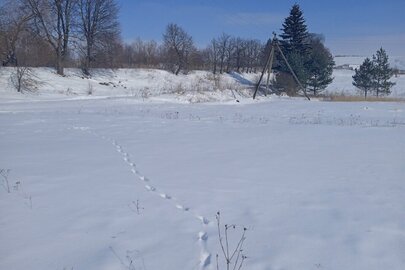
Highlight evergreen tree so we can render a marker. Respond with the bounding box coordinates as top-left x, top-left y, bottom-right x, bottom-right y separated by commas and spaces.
352, 58, 374, 99
279, 4, 310, 55
307, 36, 334, 96
277, 4, 311, 93
372, 47, 395, 96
